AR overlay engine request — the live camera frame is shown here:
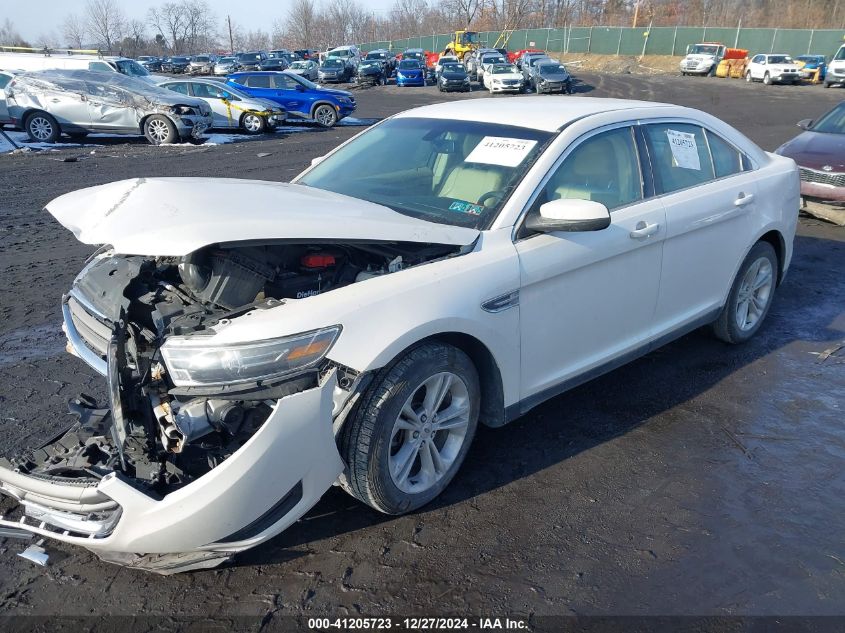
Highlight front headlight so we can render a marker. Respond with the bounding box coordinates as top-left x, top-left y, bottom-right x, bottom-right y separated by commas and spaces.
160, 326, 341, 387
170, 105, 198, 115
